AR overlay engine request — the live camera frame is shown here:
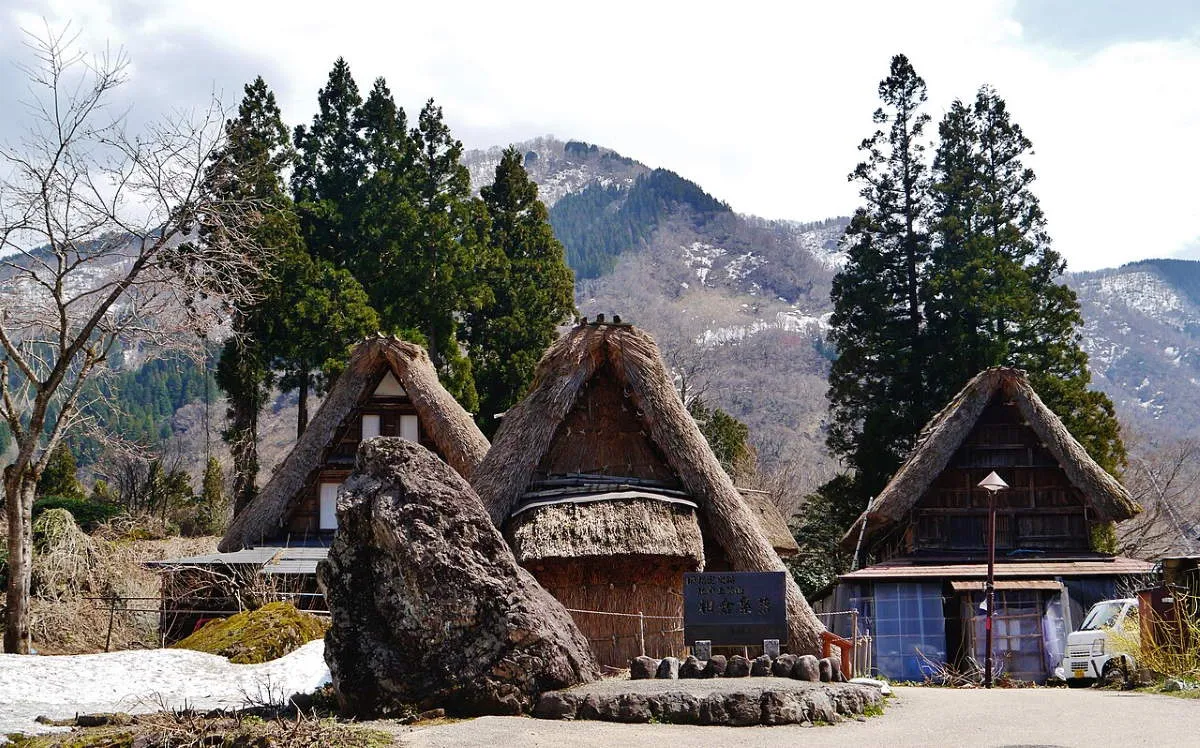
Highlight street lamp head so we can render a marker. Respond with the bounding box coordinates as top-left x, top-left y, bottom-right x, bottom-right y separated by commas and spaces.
978, 471, 1009, 493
